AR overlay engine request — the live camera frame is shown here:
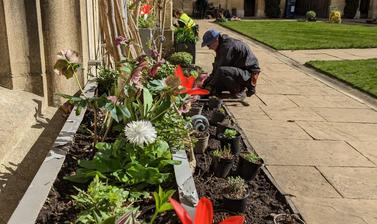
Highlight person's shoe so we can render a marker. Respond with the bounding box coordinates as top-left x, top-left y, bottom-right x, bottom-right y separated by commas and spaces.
231, 91, 246, 100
